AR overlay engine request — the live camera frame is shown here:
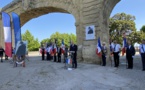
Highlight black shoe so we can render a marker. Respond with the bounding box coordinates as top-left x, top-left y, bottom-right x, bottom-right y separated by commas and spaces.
1, 60, 3, 62
142, 69, 145, 71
